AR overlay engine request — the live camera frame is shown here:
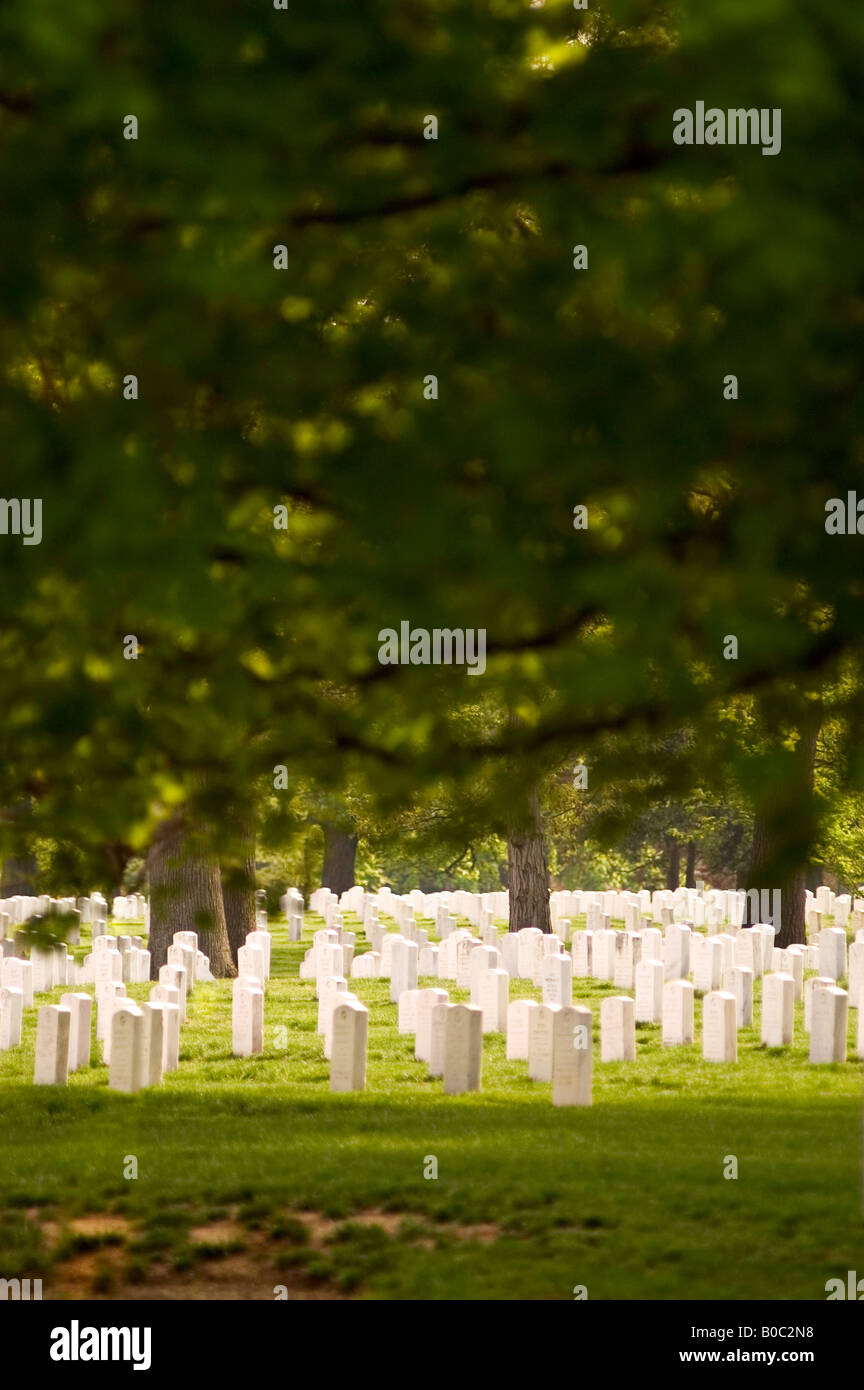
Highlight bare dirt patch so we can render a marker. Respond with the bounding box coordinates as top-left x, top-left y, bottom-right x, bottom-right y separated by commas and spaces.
188, 1220, 244, 1245
36, 1204, 507, 1299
